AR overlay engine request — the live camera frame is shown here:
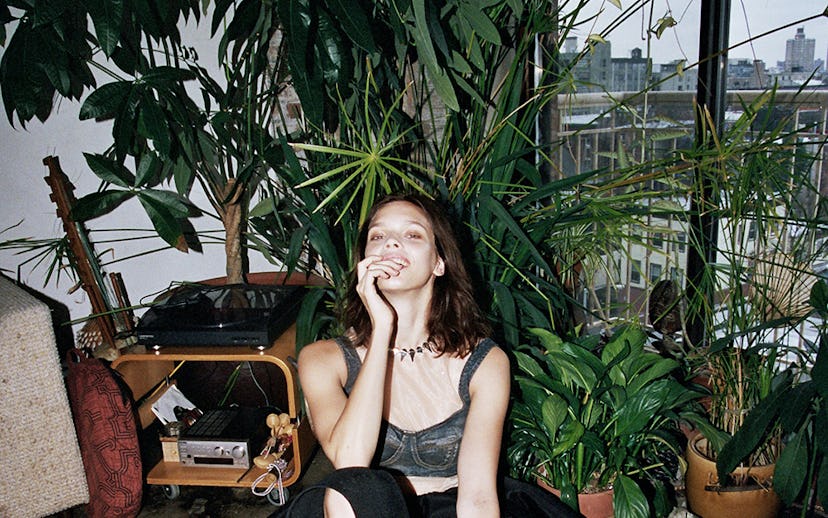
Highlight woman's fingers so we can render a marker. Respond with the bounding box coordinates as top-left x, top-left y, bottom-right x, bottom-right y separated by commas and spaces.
356, 256, 397, 325
359, 256, 402, 280
357, 258, 401, 293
